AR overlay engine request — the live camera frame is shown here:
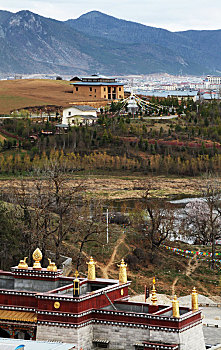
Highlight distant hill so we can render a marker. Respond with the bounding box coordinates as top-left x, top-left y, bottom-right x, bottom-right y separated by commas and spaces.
0, 9, 220, 75
66, 11, 221, 75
